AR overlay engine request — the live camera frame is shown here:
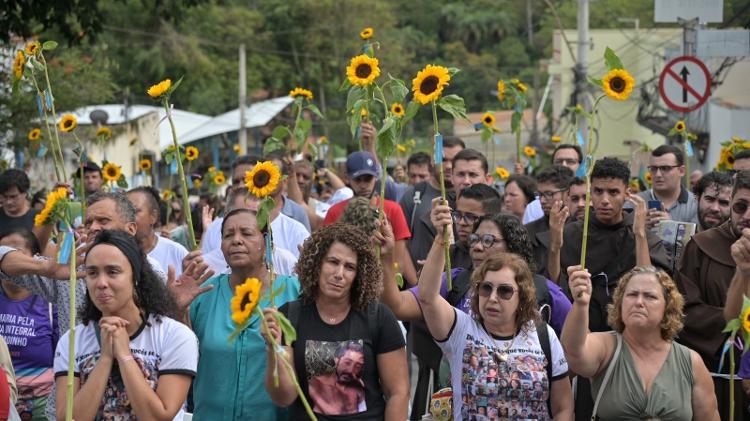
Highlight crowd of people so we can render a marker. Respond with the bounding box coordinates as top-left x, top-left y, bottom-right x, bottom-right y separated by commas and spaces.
0, 122, 749, 421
